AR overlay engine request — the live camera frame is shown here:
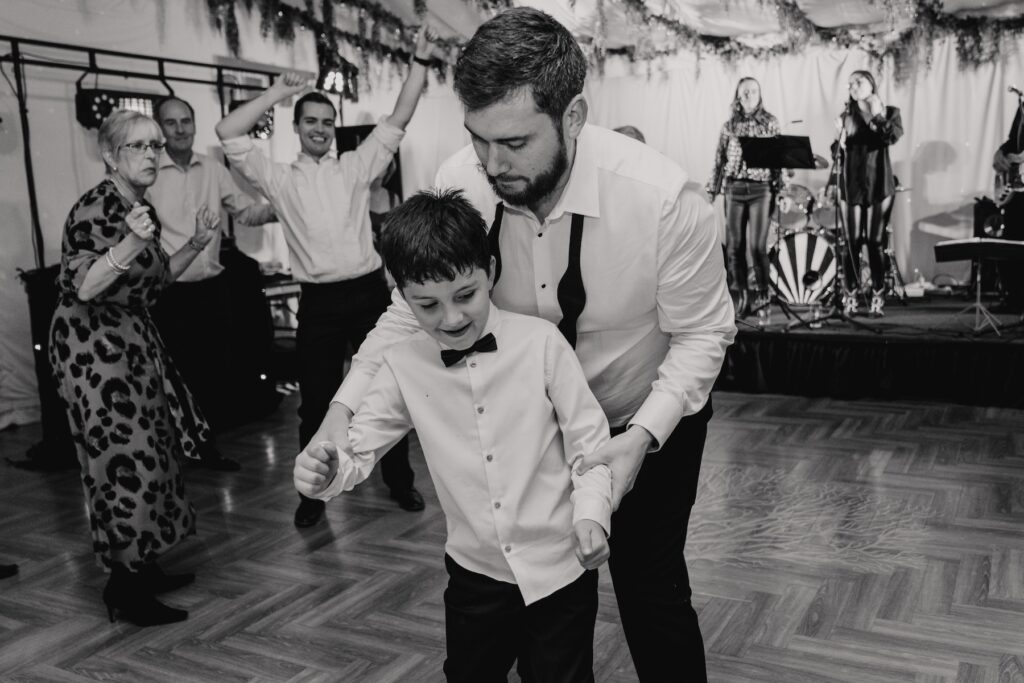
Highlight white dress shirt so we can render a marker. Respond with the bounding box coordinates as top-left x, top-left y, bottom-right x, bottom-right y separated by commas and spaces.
335, 124, 736, 448
221, 119, 403, 283
148, 152, 275, 282
315, 306, 612, 605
